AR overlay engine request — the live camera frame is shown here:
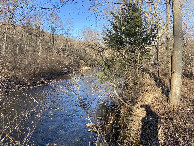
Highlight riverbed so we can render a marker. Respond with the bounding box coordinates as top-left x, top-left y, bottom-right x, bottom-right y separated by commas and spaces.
0, 71, 114, 145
